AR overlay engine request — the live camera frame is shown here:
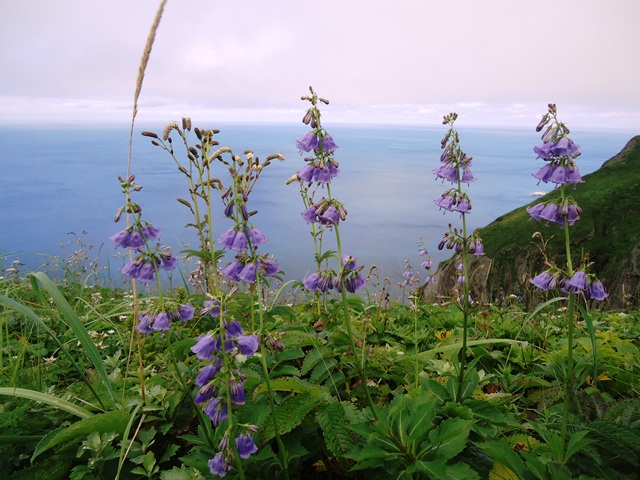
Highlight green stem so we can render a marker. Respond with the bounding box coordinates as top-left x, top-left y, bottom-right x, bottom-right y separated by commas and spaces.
560, 183, 575, 457
327, 184, 378, 418
255, 278, 290, 480
457, 211, 471, 402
